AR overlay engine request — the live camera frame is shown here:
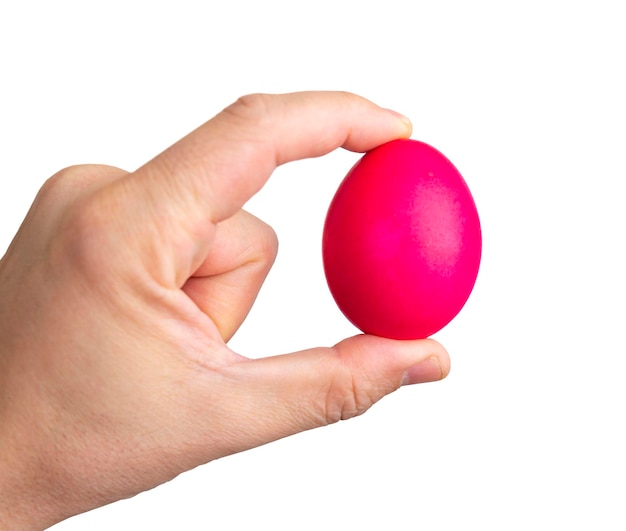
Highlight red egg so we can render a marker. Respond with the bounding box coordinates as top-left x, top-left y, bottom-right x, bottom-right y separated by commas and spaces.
322, 139, 482, 339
